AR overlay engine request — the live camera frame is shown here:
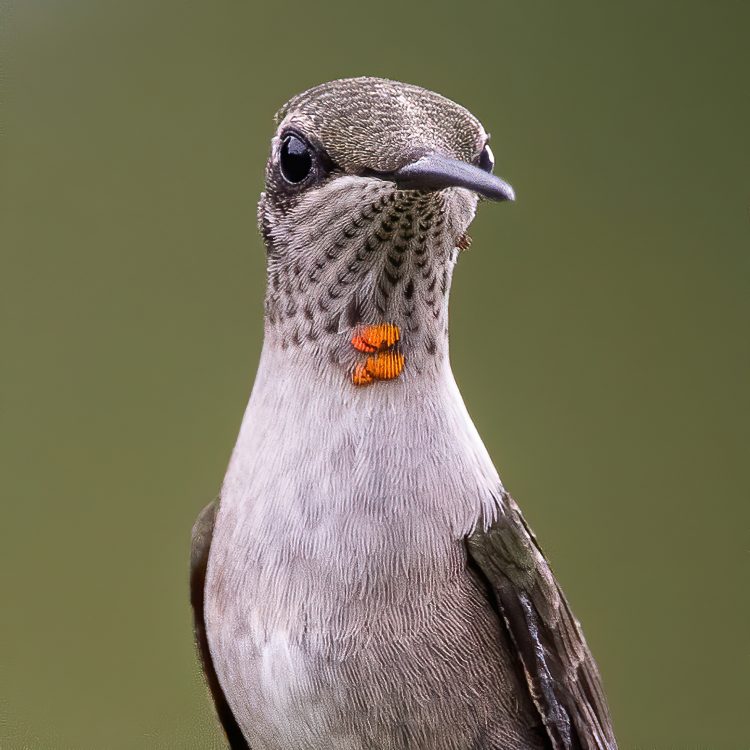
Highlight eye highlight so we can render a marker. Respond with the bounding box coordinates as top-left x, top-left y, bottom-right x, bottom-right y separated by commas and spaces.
280, 134, 313, 184
478, 144, 495, 173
